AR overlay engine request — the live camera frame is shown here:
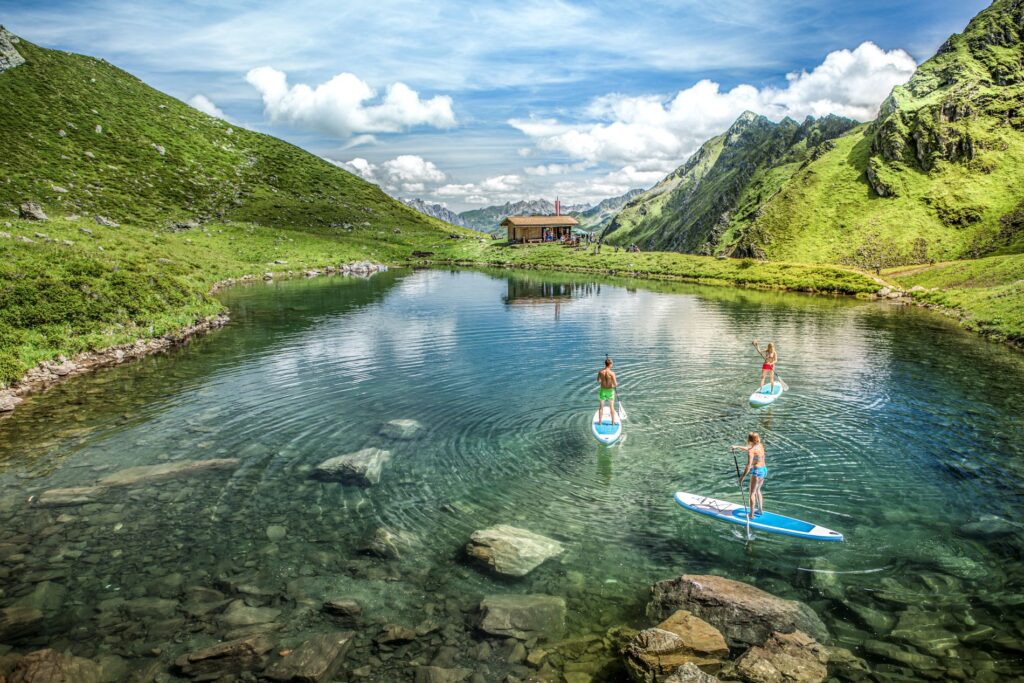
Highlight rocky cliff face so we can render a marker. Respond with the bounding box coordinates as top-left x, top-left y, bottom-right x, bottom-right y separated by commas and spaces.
866, 0, 1024, 196
401, 198, 468, 227
603, 112, 858, 253
0, 26, 26, 72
